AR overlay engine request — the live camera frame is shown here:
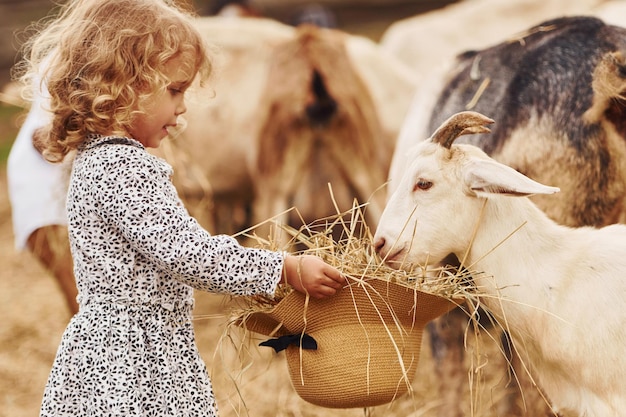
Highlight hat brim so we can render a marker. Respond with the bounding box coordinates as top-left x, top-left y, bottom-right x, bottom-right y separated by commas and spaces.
238, 277, 458, 408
